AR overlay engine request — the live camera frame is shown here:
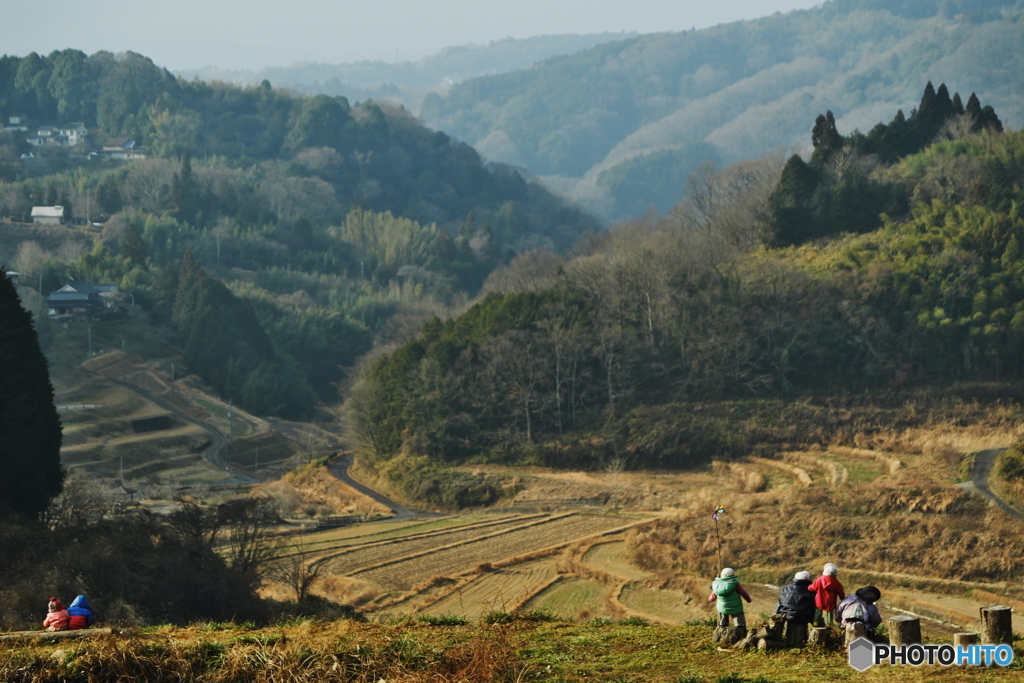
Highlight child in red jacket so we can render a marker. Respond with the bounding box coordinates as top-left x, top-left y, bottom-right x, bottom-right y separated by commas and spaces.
42, 597, 70, 631
809, 563, 845, 626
